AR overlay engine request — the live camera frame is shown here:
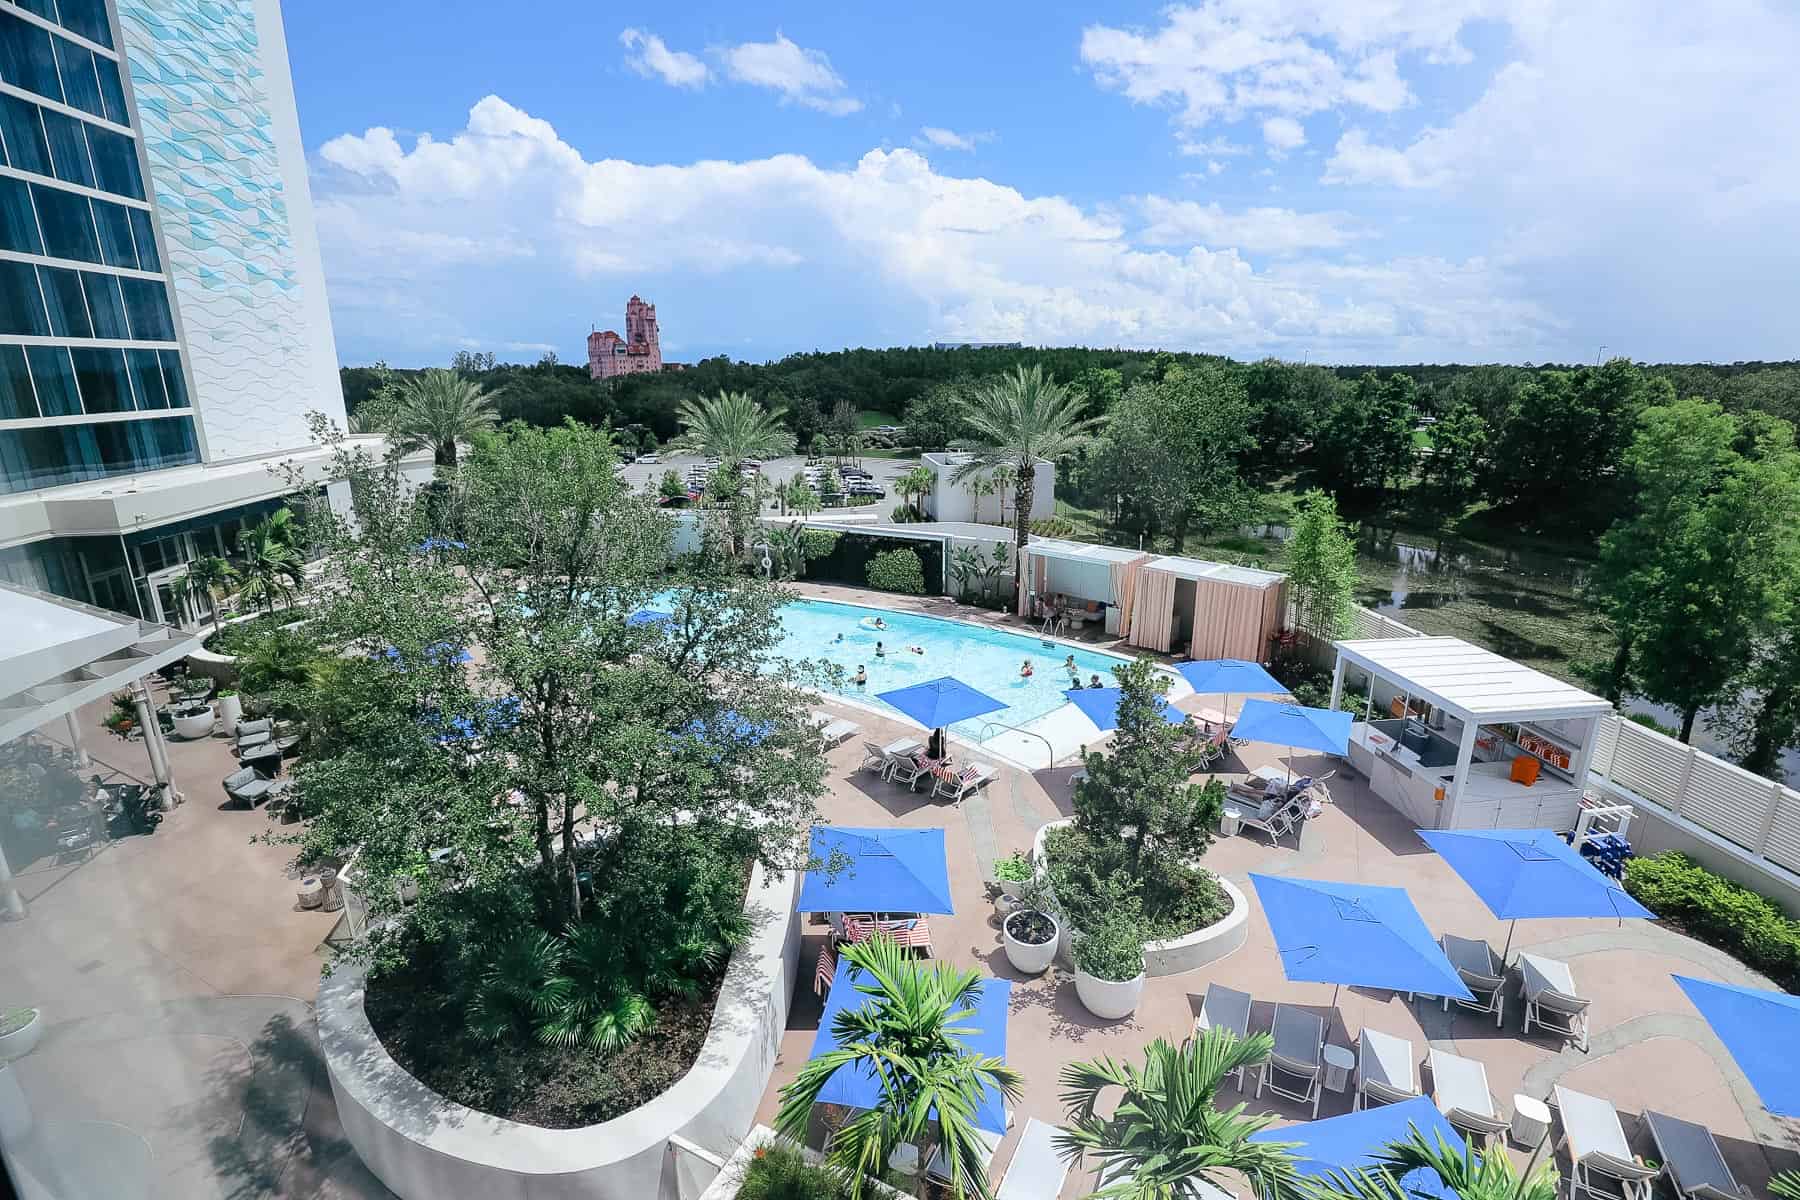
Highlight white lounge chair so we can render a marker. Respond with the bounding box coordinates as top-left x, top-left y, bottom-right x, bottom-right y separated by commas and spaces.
995, 1117, 1069, 1200
925, 1122, 1006, 1187
1642, 1110, 1750, 1200
1232, 793, 1306, 844
889, 753, 938, 791
1556, 1086, 1658, 1200
859, 741, 892, 777
809, 711, 861, 748
1521, 952, 1591, 1052
934, 762, 997, 803
1440, 933, 1506, 1027
1427, 1047, 1510, 1144
1354, 1028, 1420, 1110
1195, 984, 1254, 1090
1257, 1004, 1325, 1117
